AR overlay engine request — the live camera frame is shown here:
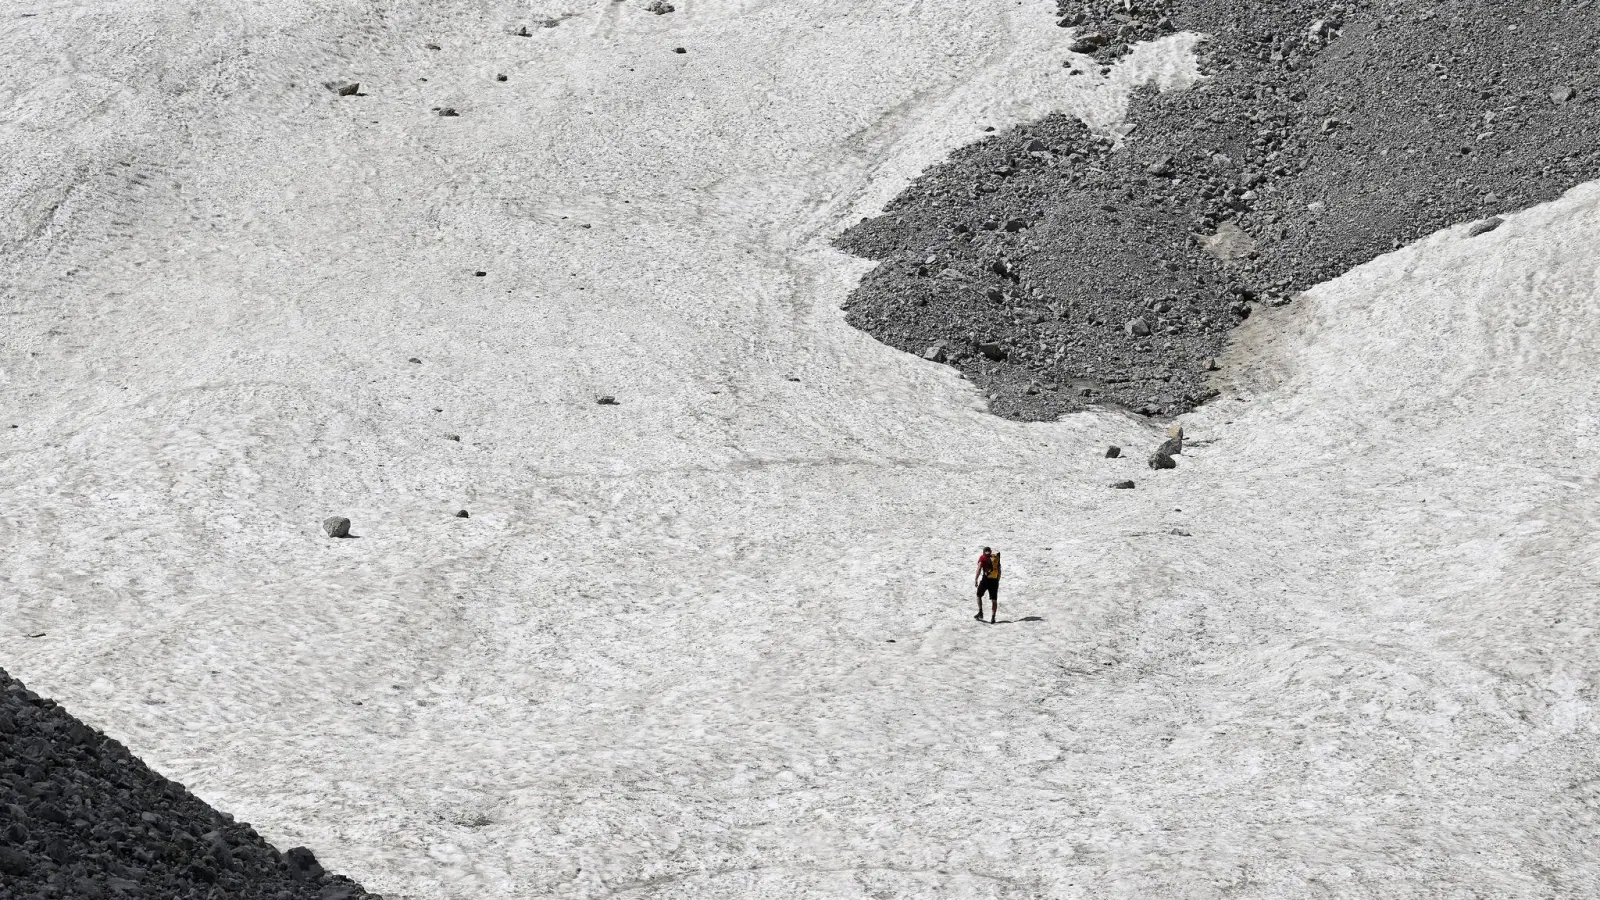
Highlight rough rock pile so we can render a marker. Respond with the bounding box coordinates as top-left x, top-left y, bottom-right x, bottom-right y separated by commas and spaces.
836, 0, 1600, 420
0, 667, 378, 900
